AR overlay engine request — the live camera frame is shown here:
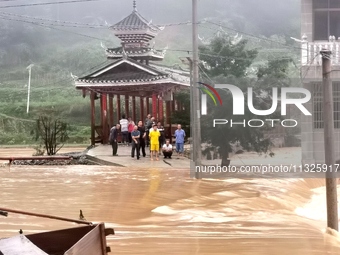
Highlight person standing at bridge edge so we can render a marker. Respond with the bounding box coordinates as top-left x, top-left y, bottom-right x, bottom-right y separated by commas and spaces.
109, 124, 120, 156
149, 124, 160, 161
131, 125, 140, 160
119, 114, 129, 146
174, 124, 186, 157
144, 114, 152, 147
137, 120, 146, 157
